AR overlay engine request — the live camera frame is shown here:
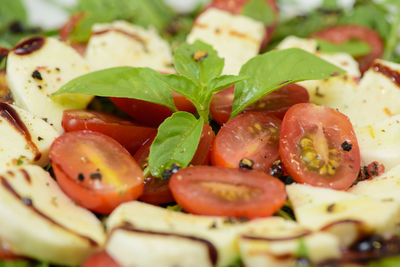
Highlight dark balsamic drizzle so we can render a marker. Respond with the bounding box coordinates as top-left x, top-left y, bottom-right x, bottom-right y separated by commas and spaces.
0, 176, 98, 247
372, 62, 400, 87
0, 47, 9, 62
241, 230, 311, 242
13, 37, 45, 55
92, 29, 148, 51
0, 103, 41, 161
115, 226, 218, 265
20, 169, 31, 184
